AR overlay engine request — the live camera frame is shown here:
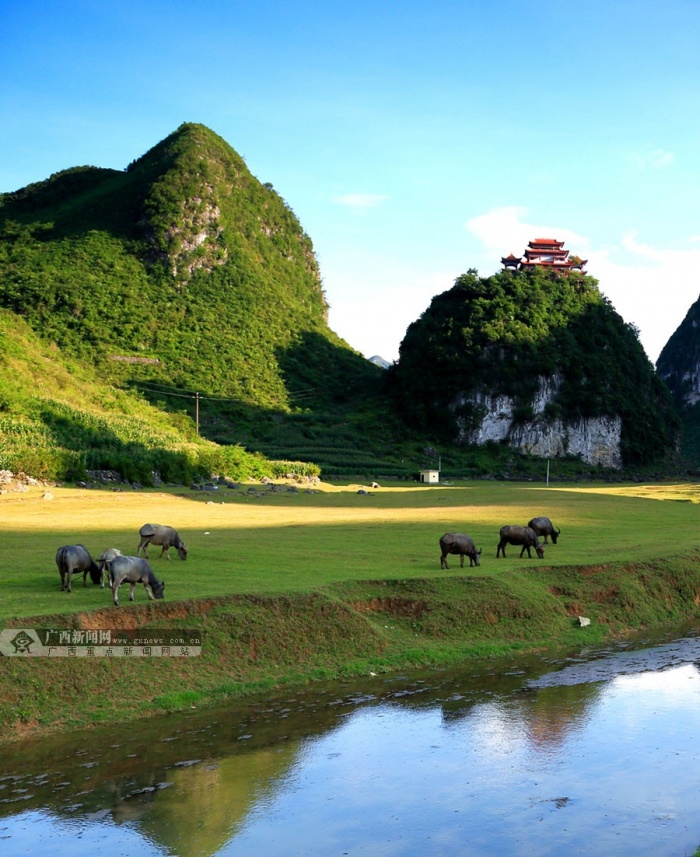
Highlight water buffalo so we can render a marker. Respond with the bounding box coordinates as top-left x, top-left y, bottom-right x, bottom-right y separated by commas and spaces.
107, 555, 165, 606
439, 533, 482, 569
137, 523, 187, 560
527, 516, 561, 544
55, 544, 100, 592
96, 548, 123, 589
496, 526, 545, 559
